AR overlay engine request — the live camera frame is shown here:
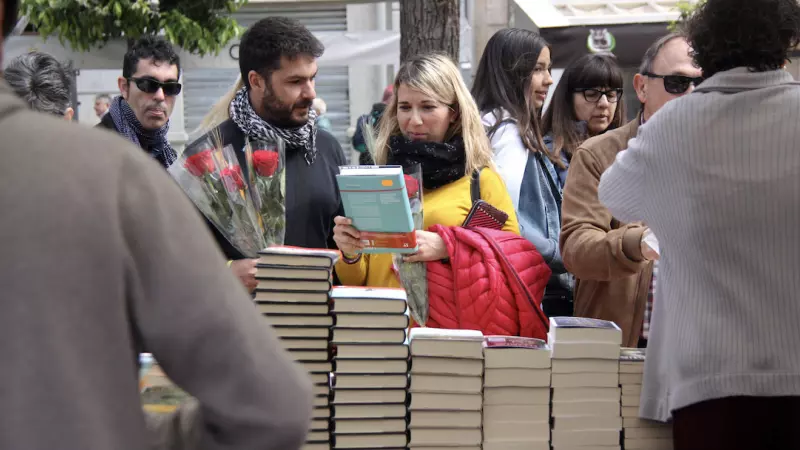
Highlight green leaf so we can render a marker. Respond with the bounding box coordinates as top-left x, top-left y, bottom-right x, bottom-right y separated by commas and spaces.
21, 0, 243, 55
